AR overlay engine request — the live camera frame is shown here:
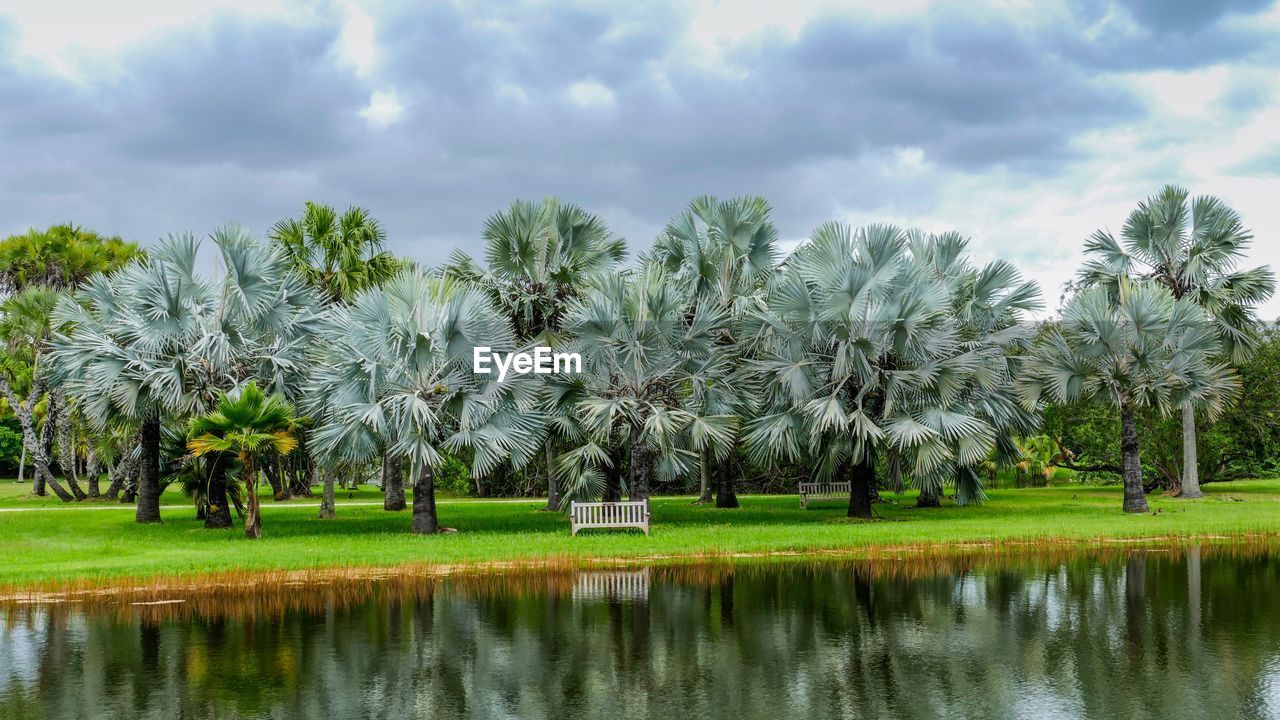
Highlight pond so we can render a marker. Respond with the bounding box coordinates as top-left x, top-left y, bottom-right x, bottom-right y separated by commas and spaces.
2, 545, 1279, 719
